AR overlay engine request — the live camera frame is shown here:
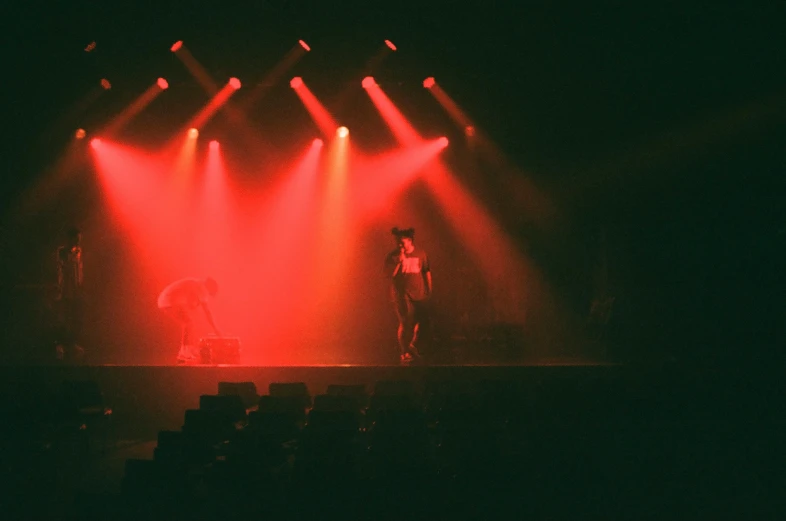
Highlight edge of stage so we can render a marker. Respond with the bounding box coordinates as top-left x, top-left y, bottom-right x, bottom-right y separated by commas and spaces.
0, 358, 621, 438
